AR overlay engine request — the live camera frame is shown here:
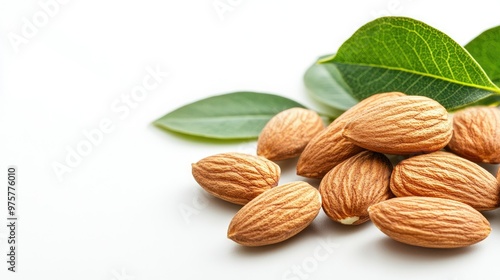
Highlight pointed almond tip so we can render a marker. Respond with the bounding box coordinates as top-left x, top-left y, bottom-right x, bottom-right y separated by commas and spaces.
367, 204, 378, 215
296, 162, 306, 176
227, 223, 235, 236
256, 150, 271, 161
191, 162, 198, 172
227, 228, 237, 242
341, 127, 351, 139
